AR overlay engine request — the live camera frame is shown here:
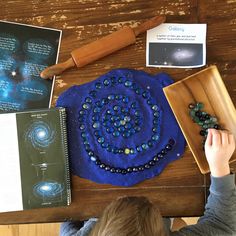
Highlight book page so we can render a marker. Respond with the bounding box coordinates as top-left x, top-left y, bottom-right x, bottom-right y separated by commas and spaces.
0, 113, 23, 212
